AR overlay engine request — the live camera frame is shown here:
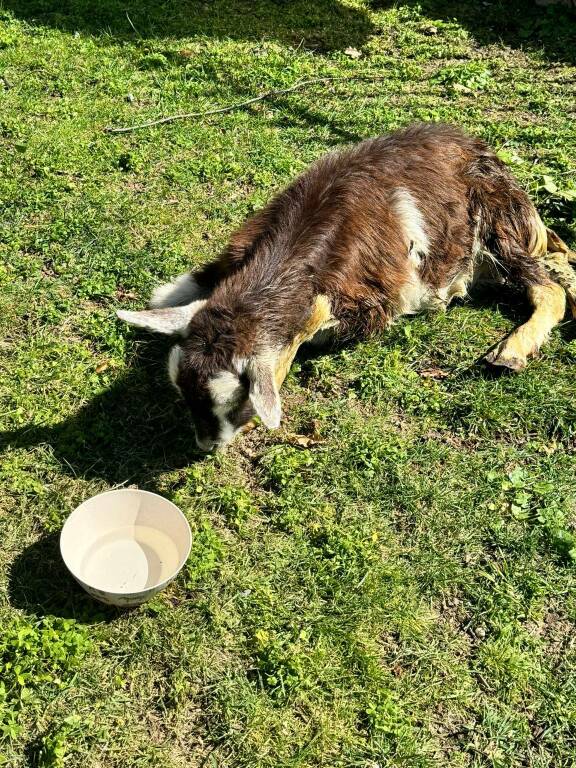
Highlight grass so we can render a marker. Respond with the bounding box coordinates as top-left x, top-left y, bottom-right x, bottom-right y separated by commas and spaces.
0, 0, 576, 765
